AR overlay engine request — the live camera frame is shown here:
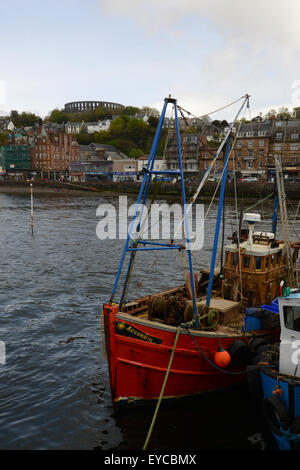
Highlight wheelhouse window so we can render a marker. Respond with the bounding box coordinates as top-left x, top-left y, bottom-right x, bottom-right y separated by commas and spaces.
243, 256, 250, 269
265, 256, 269, 269
255, 257, 262, 270
232, 253, 238, 267
283, 305, 300, 332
